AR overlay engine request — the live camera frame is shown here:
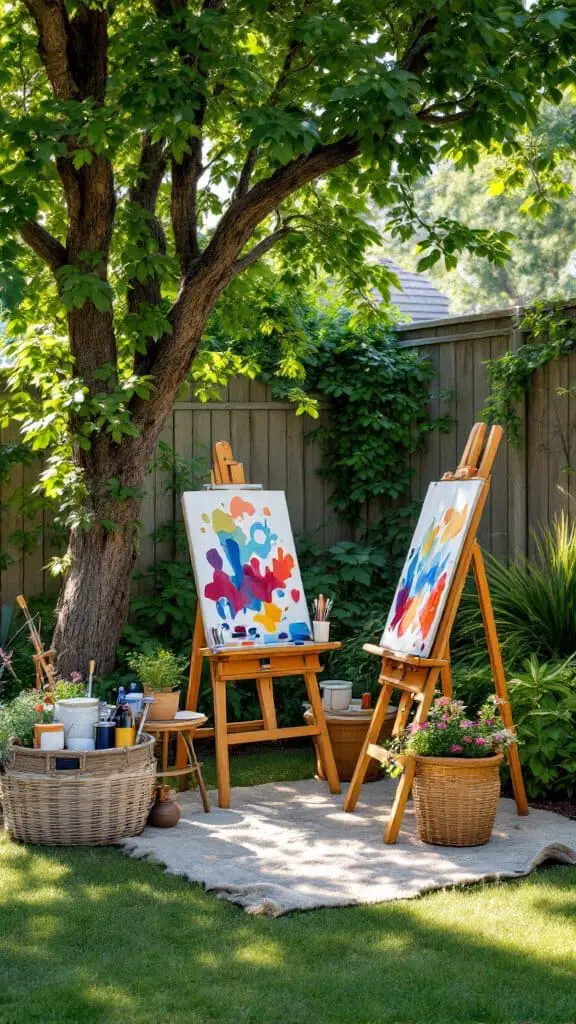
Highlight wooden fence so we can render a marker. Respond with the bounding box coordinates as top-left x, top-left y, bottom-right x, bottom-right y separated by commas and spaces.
2, 304, 575, 602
